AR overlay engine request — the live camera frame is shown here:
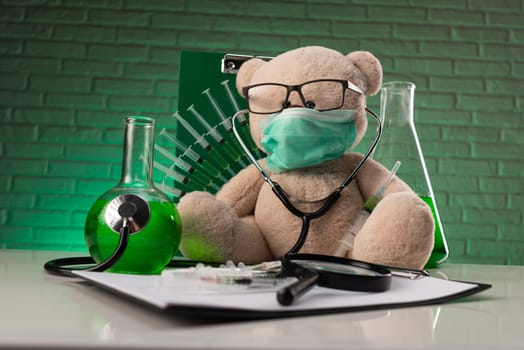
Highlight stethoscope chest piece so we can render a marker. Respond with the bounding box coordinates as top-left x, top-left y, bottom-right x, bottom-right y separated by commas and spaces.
105, 194, 150, 235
